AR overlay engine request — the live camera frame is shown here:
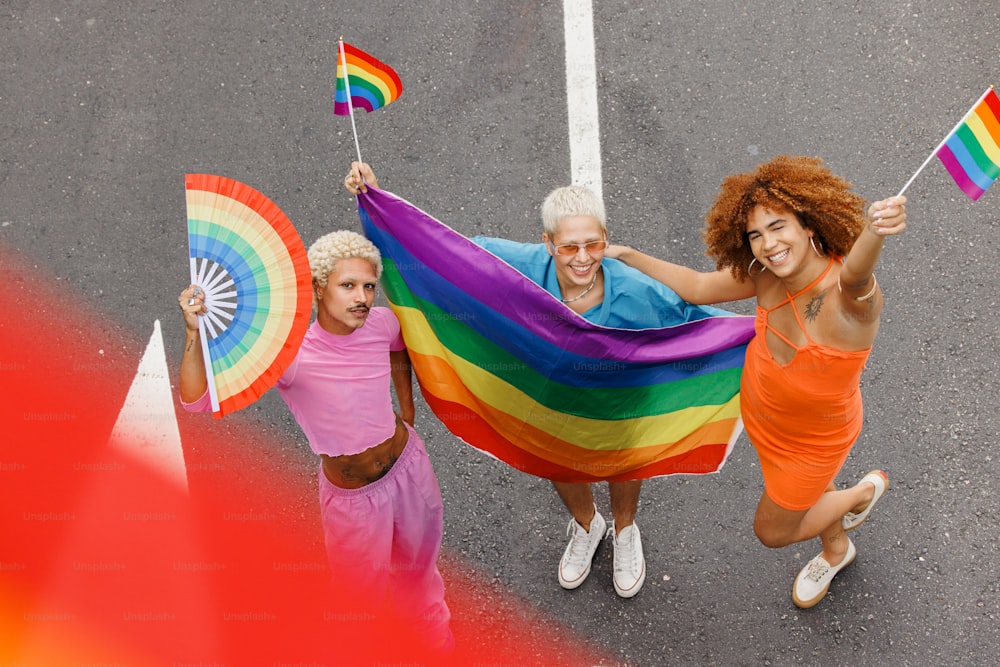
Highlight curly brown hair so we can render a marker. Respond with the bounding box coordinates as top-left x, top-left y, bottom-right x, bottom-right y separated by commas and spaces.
704, 155, 868, 280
